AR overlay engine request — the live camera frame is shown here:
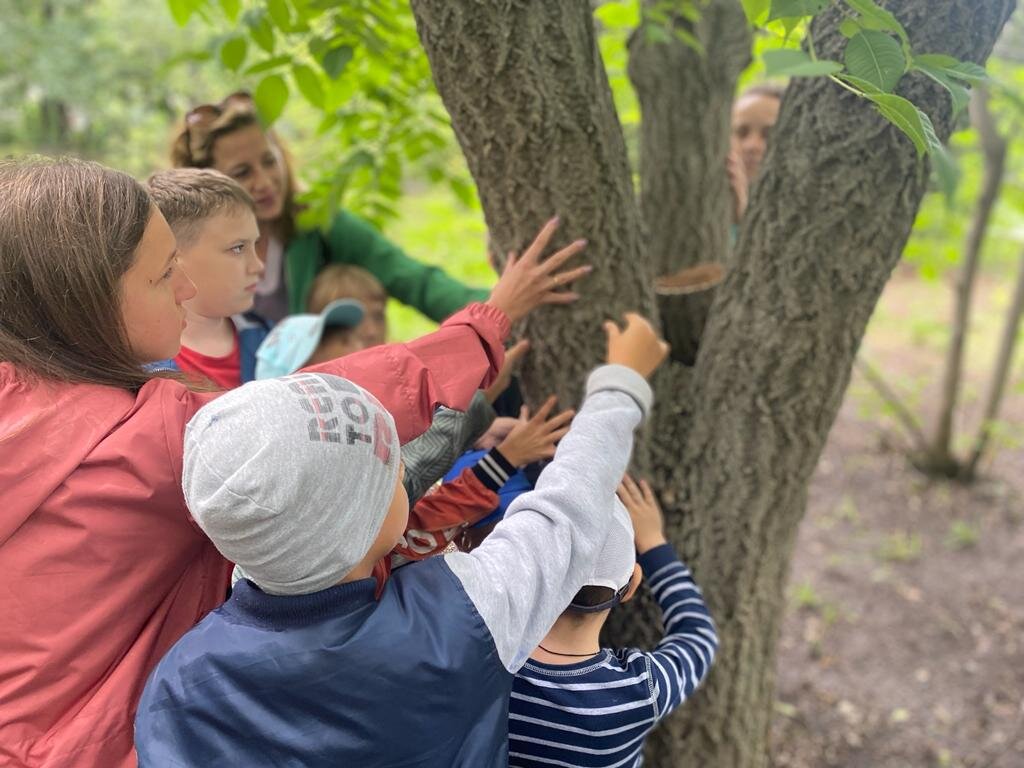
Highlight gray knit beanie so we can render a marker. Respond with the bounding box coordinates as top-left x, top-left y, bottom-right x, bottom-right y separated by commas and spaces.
183, 372, 401, 595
